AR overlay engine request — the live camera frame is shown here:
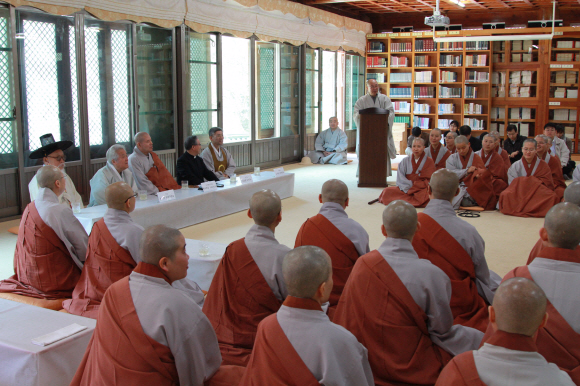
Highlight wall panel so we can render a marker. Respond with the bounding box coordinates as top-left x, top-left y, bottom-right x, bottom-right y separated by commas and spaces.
0, 171, 19, 217
255, 140, 280, 165
224, 143, 252, 168
281, 135, 300, 162
347, 129, 356, 152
